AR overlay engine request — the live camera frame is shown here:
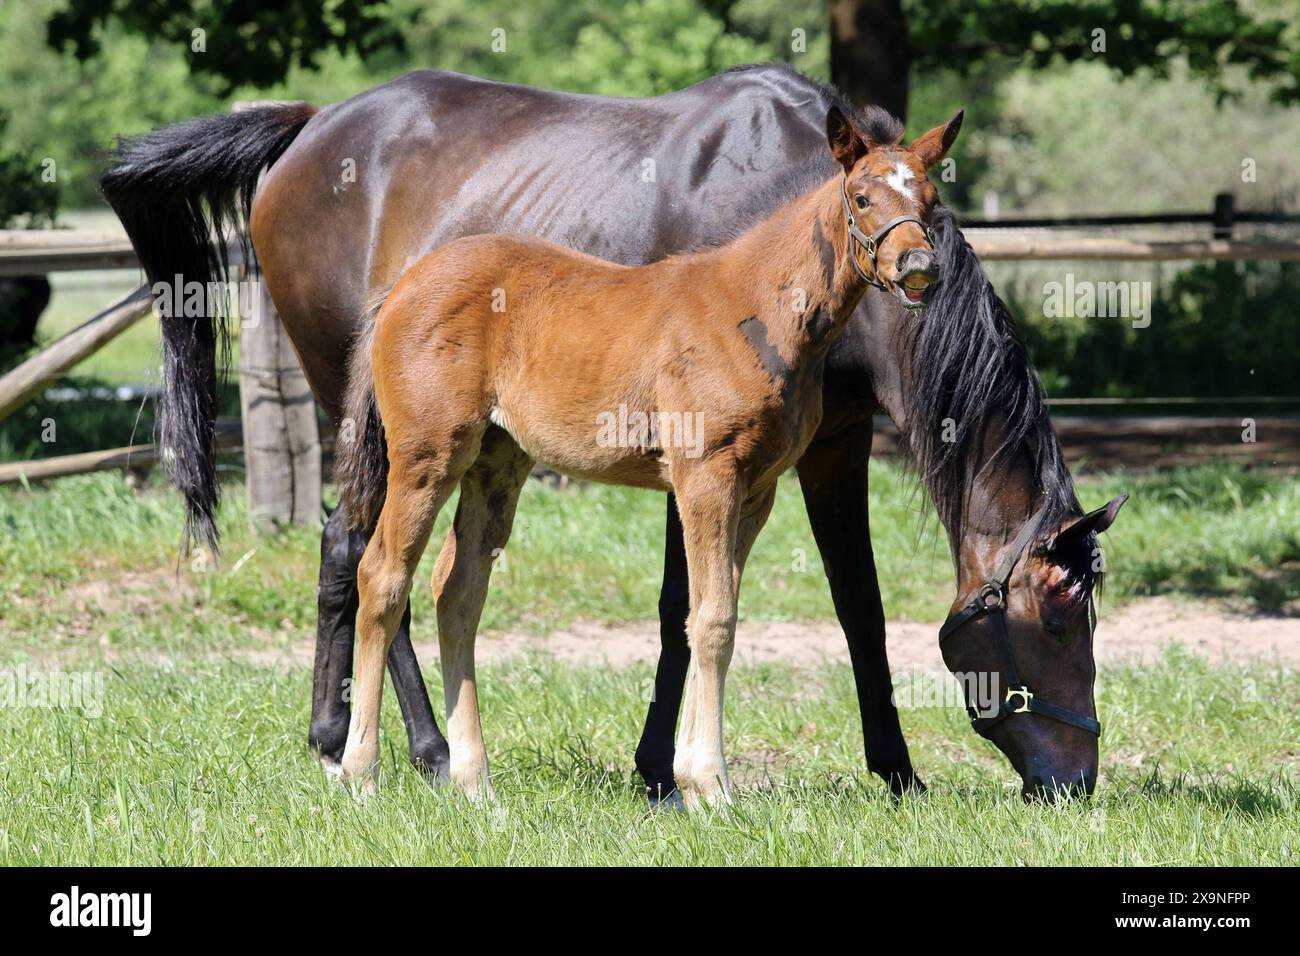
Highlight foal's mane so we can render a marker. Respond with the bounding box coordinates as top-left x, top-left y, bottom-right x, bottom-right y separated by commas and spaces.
721, 65, 1078, 540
